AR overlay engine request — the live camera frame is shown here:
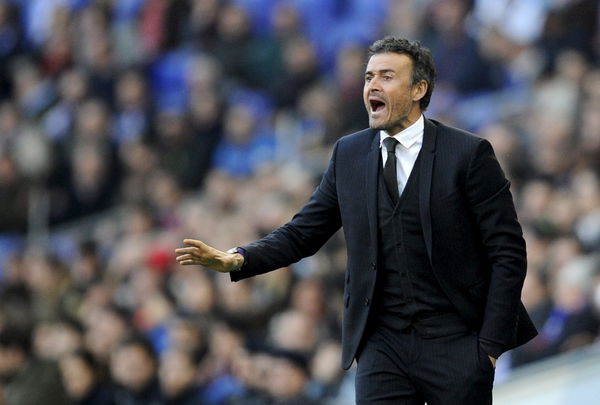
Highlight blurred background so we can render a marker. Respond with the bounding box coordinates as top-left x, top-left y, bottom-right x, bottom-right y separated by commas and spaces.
0, 0, 598, 404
